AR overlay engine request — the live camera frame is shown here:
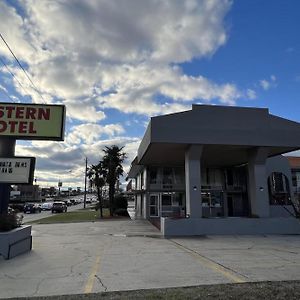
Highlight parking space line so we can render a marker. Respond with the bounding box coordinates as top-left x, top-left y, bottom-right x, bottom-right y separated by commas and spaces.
84, 254, 102, 293
169, 239, 247, 283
